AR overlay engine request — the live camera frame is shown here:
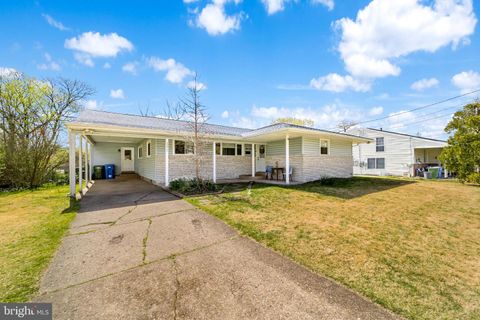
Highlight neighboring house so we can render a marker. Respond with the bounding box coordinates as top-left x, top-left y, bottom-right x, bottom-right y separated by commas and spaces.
348, 127, 448, 177
66, 110, 370, 196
